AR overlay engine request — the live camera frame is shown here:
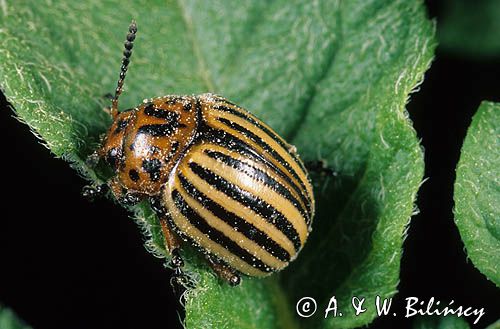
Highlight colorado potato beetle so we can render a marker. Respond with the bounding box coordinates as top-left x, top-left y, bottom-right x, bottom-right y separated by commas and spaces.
87, 21, 315, 285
